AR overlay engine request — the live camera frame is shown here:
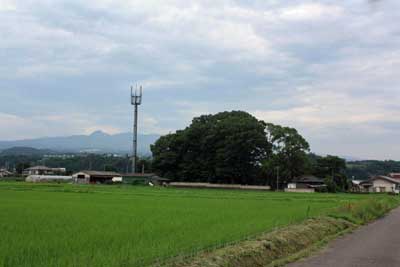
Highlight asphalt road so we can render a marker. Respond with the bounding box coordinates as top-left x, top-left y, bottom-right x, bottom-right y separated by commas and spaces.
287, 207, 400, 267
